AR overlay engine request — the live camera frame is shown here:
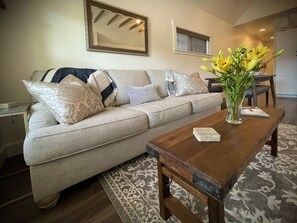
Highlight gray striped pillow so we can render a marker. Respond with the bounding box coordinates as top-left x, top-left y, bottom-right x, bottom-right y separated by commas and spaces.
87, 70, 118, 107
